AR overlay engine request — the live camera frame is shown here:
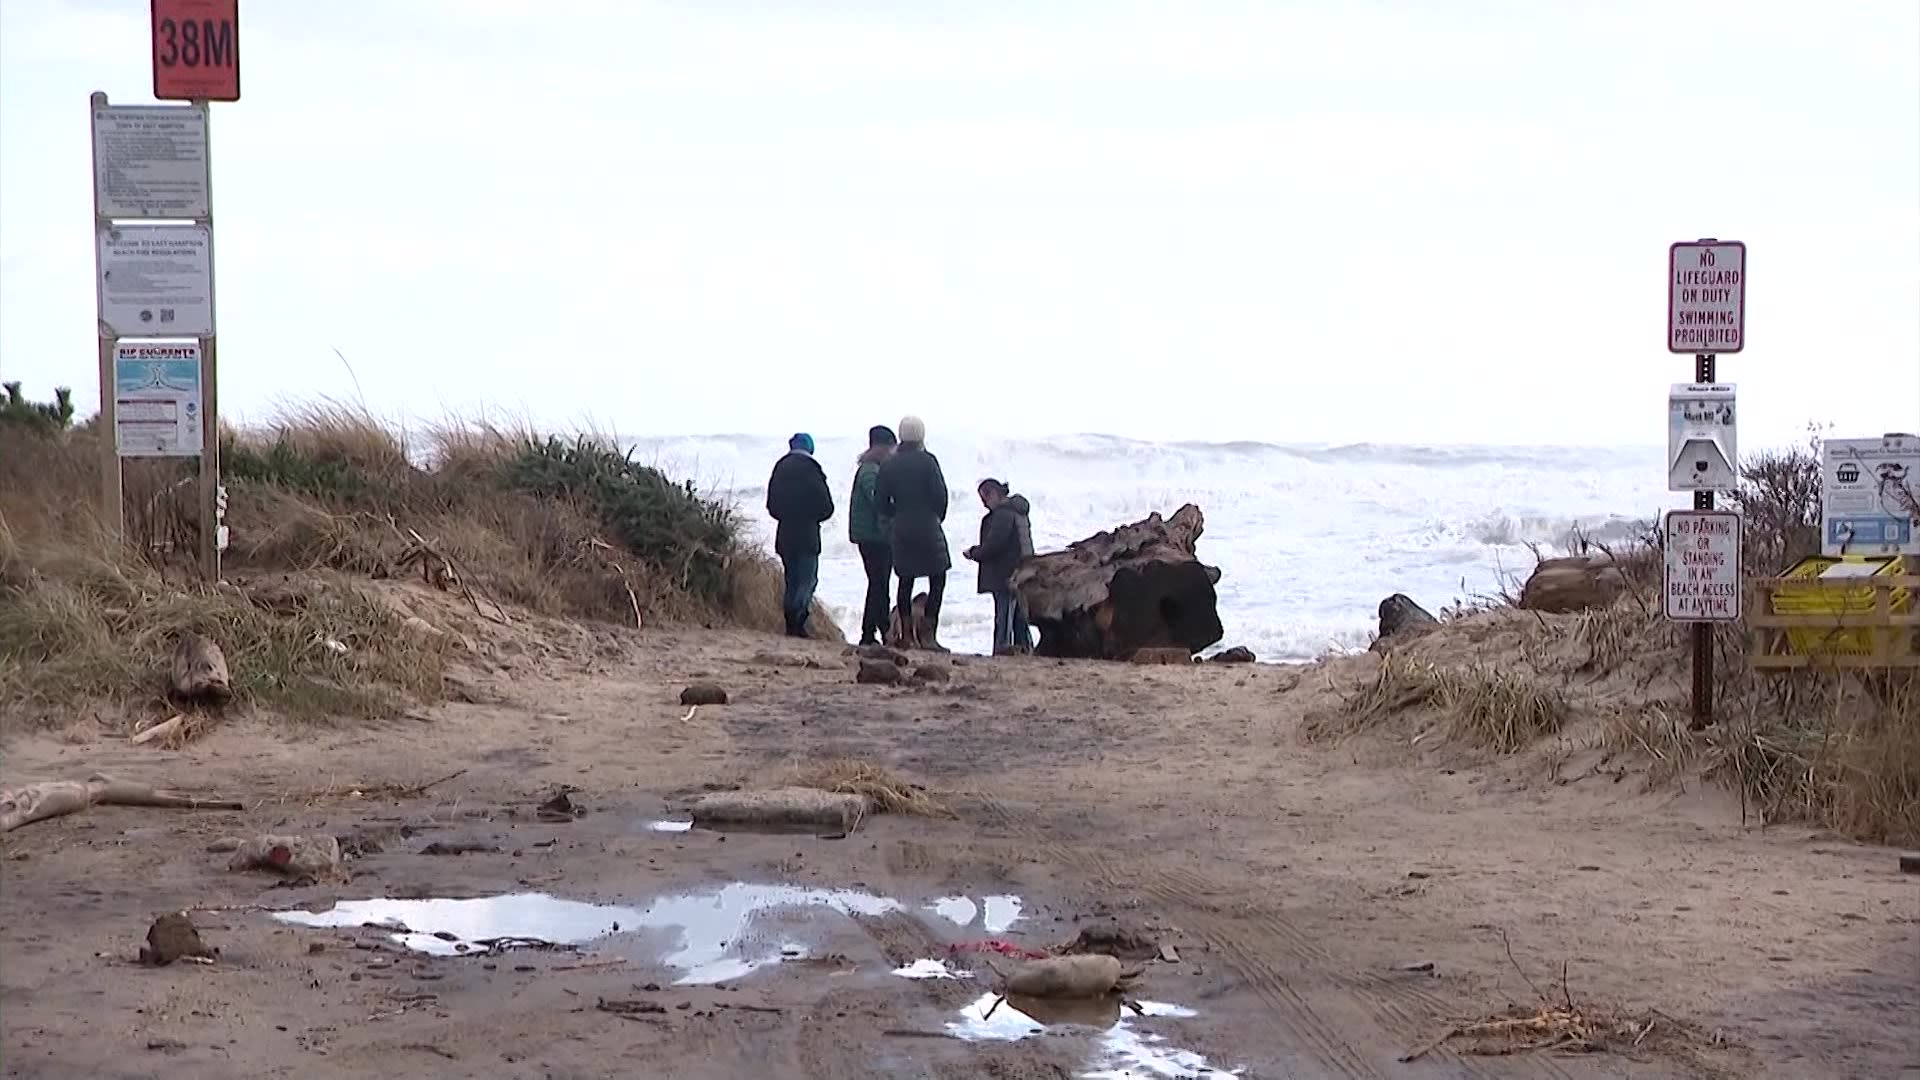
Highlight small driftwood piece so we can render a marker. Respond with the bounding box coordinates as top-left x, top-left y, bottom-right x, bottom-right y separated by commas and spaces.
690, 788, 869, 832
0, 774, 243, 833
378, 515, 511, 626
985, 954, 1139, 999
585, 537, 644, 630
169, 634, 232, 707
129, 714, 189, 746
